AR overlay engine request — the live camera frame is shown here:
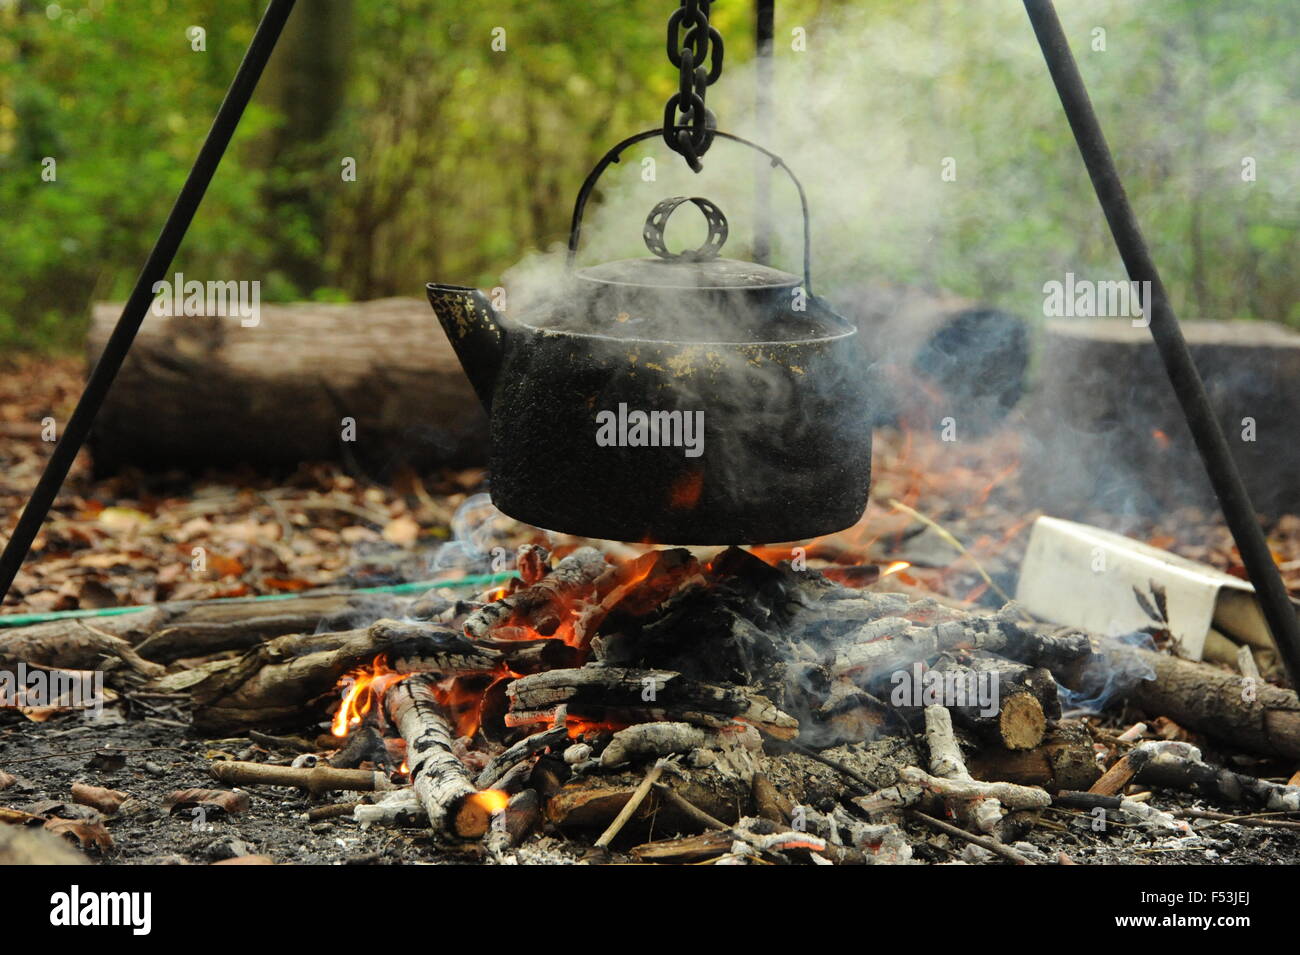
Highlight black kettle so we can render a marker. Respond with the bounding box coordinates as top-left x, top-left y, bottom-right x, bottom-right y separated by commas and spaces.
427, 131, 871, 544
